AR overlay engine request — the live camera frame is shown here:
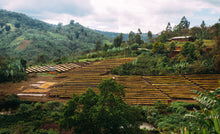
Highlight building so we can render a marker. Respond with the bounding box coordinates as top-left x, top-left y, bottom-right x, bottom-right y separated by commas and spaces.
167, 36, 194, 42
